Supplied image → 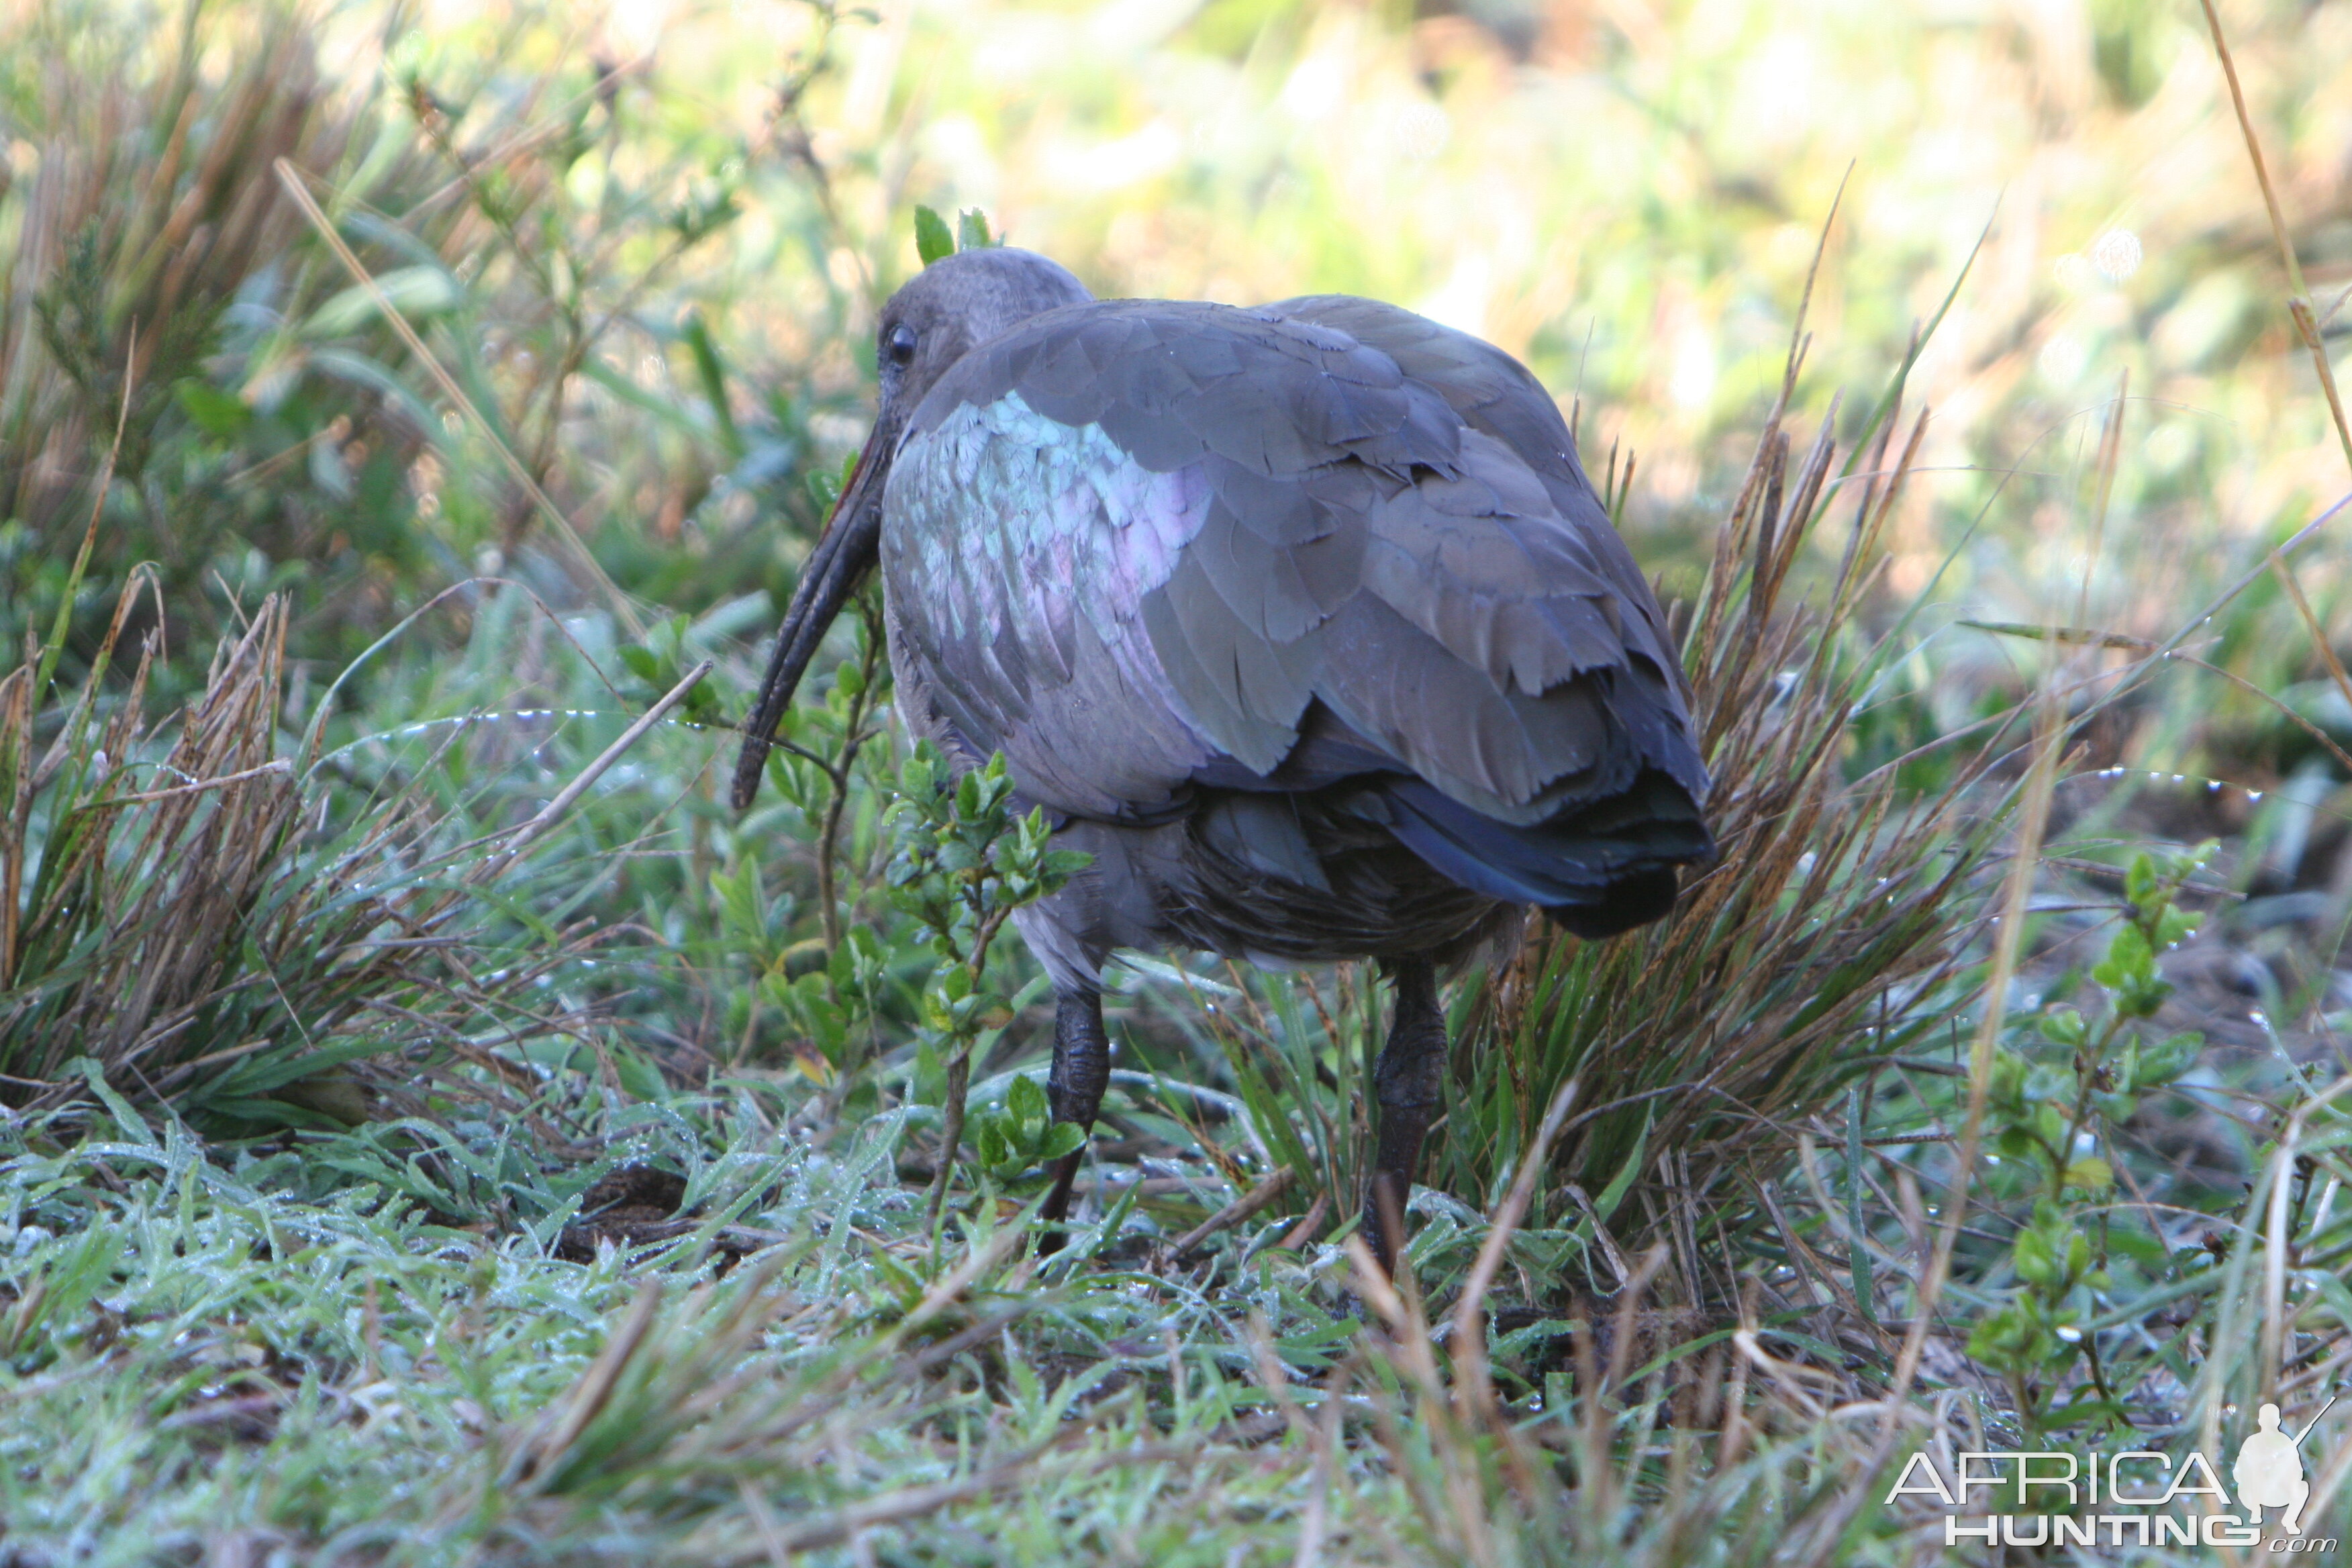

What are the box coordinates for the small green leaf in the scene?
[175,381,251,437]
[2038,1007,2087,1047]
[2135,1030,2202,1088]
[1008,1073,1048,1124]
[2093,924,2154,990]
[1988,1050,2029,1112]
[2022,1063,2074,1107]
[914,206,954,266]
[680,309,742,457]
[2062,1157,2113,1192]
[957,208,994,250]
[2014,1226,2057,1286]
[1038,1122,1085,1161]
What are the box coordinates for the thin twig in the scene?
[1169,1167,1297,1256]
[464,660,711,883]
[2268,553,2352,724]
[79,760,294,807]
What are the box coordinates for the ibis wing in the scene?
[885,298,1706,848]
[882,392,1223,822]
[1266,296,1685,668]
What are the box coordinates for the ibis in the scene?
[733,247,1713,1268]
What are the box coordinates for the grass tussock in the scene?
[3,2,368,518]
[0,581,619,1123]
[1463,364,1975,1222]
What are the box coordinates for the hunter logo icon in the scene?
[2237,1398,2335,1536]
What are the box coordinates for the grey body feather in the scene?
[877,293,1710,991]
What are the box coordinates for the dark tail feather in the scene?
[1378,771,1712,936]
[1542,869,1681,938]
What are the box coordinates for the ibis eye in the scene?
[885,324,918,366]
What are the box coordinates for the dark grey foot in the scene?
[1363,957,1447,1277]
[1038,989,1108,1254]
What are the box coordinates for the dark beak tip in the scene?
[729,433,891,816]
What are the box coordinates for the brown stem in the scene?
[2200,0,2352,478]
[814,613,887,957]
[815,789,845,956]
[968,908,1010,978]
[926,1046,971,1230]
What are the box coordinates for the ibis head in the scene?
[732,248,1091,810]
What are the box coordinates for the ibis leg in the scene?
[1365,958,1447,1275]
[1038,988,1109,1251]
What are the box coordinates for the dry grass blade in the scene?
[1882,697,2059,1410]
[510,1280,667,1489]
[462,658,712,882]
[2269,552,2352,724]
[1,600,303,1083]
[1449,1075,1577,1417]
[2199,0,2352,477]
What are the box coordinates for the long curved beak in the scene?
[730,424,891,810]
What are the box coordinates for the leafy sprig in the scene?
[883,744,1087,1222]
[1967,841,2217,1434]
